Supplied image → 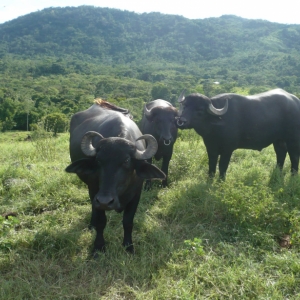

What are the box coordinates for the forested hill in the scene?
[1,6,300,63]
[0,6,300,71]
[0,6,300,132]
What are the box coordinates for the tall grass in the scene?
[0,130,300,299]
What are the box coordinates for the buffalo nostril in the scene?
[107,199,114,206]
[95,198,114,208]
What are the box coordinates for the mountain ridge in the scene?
[1,6,299,63]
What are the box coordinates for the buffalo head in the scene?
[144,105,178,146]
[176,90,228,129]
[66,132,165,211]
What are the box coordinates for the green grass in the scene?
[0,130,300,299]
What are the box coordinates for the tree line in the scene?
[1,6,300,132]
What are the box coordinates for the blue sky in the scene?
[0,0,299,25]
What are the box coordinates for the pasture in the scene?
[0,130,300,299]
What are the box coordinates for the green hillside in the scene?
[0,6,300,131]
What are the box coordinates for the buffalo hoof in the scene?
[161,180,168,188]
[92,251,101,259]
[124,243,135,254]
[144,180,152,191]
[291,169,298,176]
[92,245,106,259]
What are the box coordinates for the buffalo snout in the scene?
[176,117,186,127]
[94,196,116,210]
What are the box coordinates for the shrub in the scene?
[43,113,69,136]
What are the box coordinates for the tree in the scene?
[43,113,69,136]
[151,83,171,100]
[0,97,17,132]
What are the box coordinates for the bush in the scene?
[43,113,69,135]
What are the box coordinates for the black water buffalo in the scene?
[140,99,178,188]
[65,99,165,255]
[176,89,300,178]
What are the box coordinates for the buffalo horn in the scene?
[207,98,228,116]
[177,89,186,103]
[81,131,104,157]
[144,105,152,118]
[134,134,158,160]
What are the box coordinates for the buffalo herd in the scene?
[66,88,300,255]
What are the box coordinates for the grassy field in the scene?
[0,130,300,299]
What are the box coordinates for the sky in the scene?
[0,0,300,25]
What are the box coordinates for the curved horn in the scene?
[144,104,152,119]
[177,89,186,103]
[207,98,228,116]
[134,134,158,160]
[81,131,104,157]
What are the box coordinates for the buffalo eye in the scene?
[122,157,131,168]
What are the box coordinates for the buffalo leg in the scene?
[219,152,233,179]
[207,151,219,177]
[122,192,141,253]
[288,153,299,174]
[286,140,300,173]
[91,208,107,256]
[88,184,107,256]
[273,140,287,170]
[161,153,172,187]
[144,158,153,191]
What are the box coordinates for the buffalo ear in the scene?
[65,158,97,175]
[135,161,166,180]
